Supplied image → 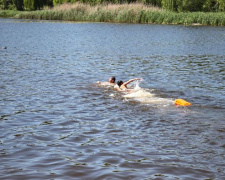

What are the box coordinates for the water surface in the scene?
[0,19,225,179]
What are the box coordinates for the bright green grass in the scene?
[1,4,225,26]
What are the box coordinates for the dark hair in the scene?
[117,80,123,87]
[111,77,116,83]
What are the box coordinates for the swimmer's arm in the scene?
[114,85,123,91]
[123,78,142,86]
[97,81,108,85]
[98,81,114,86]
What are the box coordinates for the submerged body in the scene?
[97,77,116,86]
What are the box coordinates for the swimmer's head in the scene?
[109,77,116,83]
[117,80,123,87]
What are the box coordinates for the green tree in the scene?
[218,0,225,11]
[142,0,161,6]
[43,0,53,7]
[13,0,23,10]
[1,0,13,9]
[161,0,176,11]
[176,0,205,12]
[53,0,63,6]
[34,0,43,9]
[203,0,225,12]
[23,0,44,10]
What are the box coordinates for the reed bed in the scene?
[1,3,225,26]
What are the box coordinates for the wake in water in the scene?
[122,81,174,107]
[98,79,189,108]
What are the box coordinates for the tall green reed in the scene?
[1,3,225,26]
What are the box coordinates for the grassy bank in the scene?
[1,3,225,26]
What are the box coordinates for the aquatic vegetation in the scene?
[1,3,225,26]
[0,10,20,17]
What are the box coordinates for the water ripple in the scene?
[0,19,225,179]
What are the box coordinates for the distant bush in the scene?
[0,0,225,12]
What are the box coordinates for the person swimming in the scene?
[114,78,142,92]
[97,77,116,86]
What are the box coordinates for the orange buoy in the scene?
[174,99,191,106]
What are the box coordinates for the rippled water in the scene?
[0,19,225,179]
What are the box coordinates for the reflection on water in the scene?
[0,19,225,179]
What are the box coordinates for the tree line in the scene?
[1,0,224,12]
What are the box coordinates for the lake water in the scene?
[0,18,225,179]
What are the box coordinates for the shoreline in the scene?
[0,16,204,27]
[1,3,225,26]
